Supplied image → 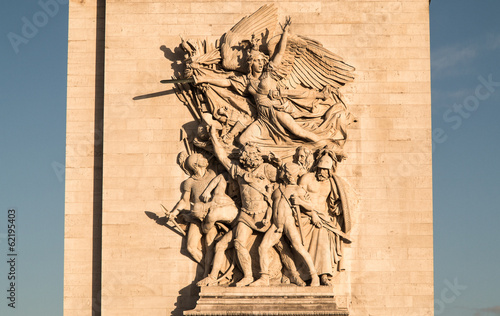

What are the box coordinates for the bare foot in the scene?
[197,276,218,287]
[235,276,254,287]
[249,277,270,287]
[310,274,320,287]
[289,273,306,287]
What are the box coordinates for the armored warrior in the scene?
[209,126,277,286]
[293,150,352,285]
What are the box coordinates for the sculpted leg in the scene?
[203,225,218,278]
[197,230,233,287]
[284,220,319,286]
[275,239,306,286]
[187,222,203,264]
[250,224,282,286]
[237,123,262,146]
[234,222,254,286]
[275,111,320,142]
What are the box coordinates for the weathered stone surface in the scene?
[64,0,434,315]
[185,286,349,316]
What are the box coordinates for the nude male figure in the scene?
[250,162,320,287]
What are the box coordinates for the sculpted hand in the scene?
[200,191,211,203]
[282,16,292,31]
[290,194,300,206]
[166,209,178,221]
[333,203,342,216]
[311,212,322,228]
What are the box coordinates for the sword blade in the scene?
[160,78,195,84]
[161,204,186,236]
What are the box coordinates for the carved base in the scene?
[184,286,349,316]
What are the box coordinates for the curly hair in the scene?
[239,142,263,166]
[246,51,269,74]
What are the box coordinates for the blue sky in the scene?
[0,0,499,315]
[431,1,500,315]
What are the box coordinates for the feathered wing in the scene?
[268,34,355,90]
[220,4,278,72]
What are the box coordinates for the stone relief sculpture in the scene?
[162,4,356,289]
[294,149,353,286]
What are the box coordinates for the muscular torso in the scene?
[280,184,306,217]
[299,173,332,215]
[232,163,276,213]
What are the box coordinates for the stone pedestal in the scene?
[184,286,349,316]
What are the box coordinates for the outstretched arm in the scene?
[270,16,291,67]
[168,189,190,220]
[292,195,322,228]
[193,74,231,87]
[208,126,233,171]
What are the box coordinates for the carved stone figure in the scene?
[172,4,355,158]
[167,153,238,275]
[293,146,313,175]
[293,150,352,286]
[251,162,319,287]
[209,127,277,286]
[163,4,355,289]
[167,153,216,266]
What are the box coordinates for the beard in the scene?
[242,156,263,169]
[316,172,329,181]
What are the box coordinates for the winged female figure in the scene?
[173,4,355,158]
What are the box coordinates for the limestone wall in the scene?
[65,0,433,315]
[64,0,104,314]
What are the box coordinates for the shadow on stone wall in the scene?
[144,211,200,315]
[160,44,186,79]
[92,0,106,315]
[172,281,200,316]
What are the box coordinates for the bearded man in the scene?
[292,151,352,286]
[209,126,277,286]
